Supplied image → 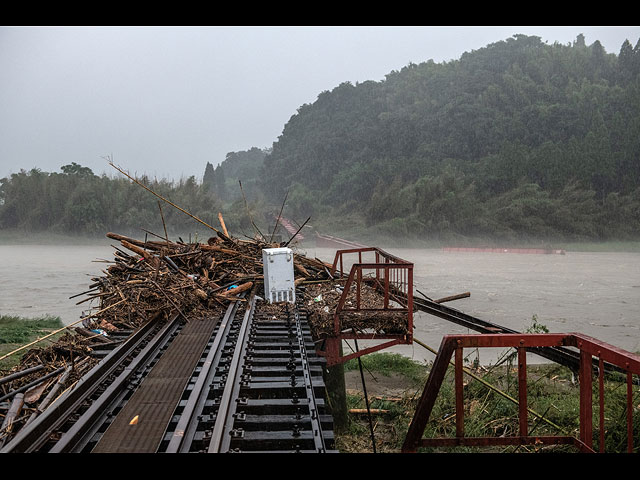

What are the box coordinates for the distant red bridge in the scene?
[443,247,566,255]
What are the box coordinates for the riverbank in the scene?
[0,315,64,370]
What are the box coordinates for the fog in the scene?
[2,26,639,181]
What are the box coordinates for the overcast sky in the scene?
[1,26,639,182]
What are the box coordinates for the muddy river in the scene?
[1,242,638,365]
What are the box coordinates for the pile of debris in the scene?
[0,227,407,446]
[78,230,342,333]
[304,281,410,337]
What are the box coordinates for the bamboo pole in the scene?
[349,408,389,414]
[108,161,223,236]
[0,365,45,385]
[218,212,229,237]
[434,292,471,304]
[0,393,24,446]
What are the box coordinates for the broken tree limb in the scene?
[220,281,253,297]
[120,240,161,269]
[238,180,265,240]
[269,189,289,243]
[284,216,310,247]
[434,292,470,304]
[294,262,311,277]
[0,393,24,446]
[24,376,56,404]
[108,161,228,239]
[0,366,67,403]
[218,212,229,237]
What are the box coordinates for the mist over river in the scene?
[1,242,639,365]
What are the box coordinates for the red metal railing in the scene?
[402,333,640,453]
[318,247,413,366]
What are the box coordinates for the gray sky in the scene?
[1,26,639,182]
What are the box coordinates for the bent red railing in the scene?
[402,333,640,453]
[318,247,413,366]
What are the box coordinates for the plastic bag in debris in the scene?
[91,329,108,337]
[313,295,323,302]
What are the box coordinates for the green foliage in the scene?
[0,164,224,238]
[3,34,640,242]
[257,34,640,242]
[338,352,638,453]
[525,314,550,334]
[204,147,268,204]
[344,352,428,385]
[0,315,63,344]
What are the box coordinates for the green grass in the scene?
[344,352,428,385]
[0,314,64,371]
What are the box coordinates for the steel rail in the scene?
[0,313,179,453]
[208,291,257,452]
[2,295,336,453]
[49,313,184,452]
[409,294,615,374]
[293,308,327,453]
[165,300,240,452]
[412,294,638,383]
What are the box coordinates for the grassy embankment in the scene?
[0,315,65,371]
[336,352,639,453]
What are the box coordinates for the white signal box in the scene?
[262,247,296,304]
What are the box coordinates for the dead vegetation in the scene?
[0,223,408,446]
[304,280,409,337]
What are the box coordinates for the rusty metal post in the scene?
[403,333,640,453]
[627,371,633,453]
[598,356,605,453]
[455,344,464,438]
[384,262,389,309]
[579,349,593,449]
[402,337,456,452]
[356,266,361,310]
[407,265,413,340]
[518,345,528,437]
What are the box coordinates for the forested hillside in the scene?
[0,163,224,238]
[259,34,640,242]
[203,147,268,205]
[2,34,640,244]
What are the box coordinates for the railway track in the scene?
[1,289,336,453]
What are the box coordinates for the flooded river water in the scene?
[1,242,639,365]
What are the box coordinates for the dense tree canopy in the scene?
[2,34,640,243]
[257,34,640,242]
[0,166,224,238]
